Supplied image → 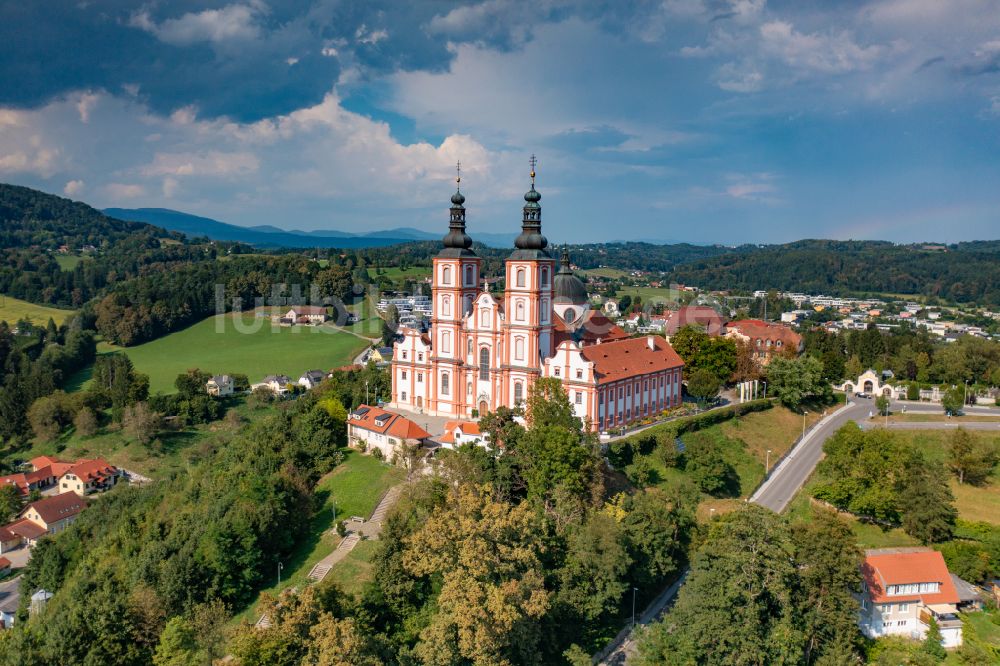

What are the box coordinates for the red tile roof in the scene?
[63,458,118,484]
[439,420,482,444]
[554,310,629,347]
[289,306,327,316]
[724,319,802,349]
[348,405,430,441]
[580,336,684,382]
[21,492,88,526]
[6,519,46,540]
[862,548,960,605]
[664,306,727,336]
[0,557,10,568]
[0,474,29,495]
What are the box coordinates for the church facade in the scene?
[389,169,684,433]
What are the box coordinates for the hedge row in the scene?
[606,399,774,469]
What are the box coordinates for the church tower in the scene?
[429,164,480,415]
[502,156,555,407]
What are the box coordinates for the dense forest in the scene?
[667,239,1000,305]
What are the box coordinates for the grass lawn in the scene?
[54,255,83,271]
[339,297,383,339]
[234,450,405,623]
[614,286,681,307]
[370,266,432,282]
[639,405,826,520]
[888,414,1000,423]
[784,490,919,549]
[578,267,629,279]
[325,539,381,598]
[73,313,369,394]
[3,398,265,479]
[0,294,76,326]
[894,430,1000,525]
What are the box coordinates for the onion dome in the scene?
[553,246,587,305]
[510,155,551,259]
[439,163,476,258]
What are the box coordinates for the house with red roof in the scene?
[859,547,964,648]
[438,421,489,449]
[347,404,430,462]
[56,458,122,496]
[723,319,803,366]
[662,306,728,341]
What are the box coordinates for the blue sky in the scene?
[1,0,999,244]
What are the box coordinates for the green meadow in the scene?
[0,294,76,326]
[70,313,370,394]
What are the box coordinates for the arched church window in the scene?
[516,300,525,321]
[515,337,524,361]
[540,267,549,286]
[467,338,473,356]
[514,382,523,405]
[441,330,451,354]
[465,265,474,286]
[442,296,451,317]
[516,268,526,288]
[442,266,451,285]
[479,347,490,380]
[441,372,450,396]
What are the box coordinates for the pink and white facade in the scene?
[390,171,684,432]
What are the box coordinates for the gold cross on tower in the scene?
[529,154,537,185]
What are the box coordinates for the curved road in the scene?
[599,398,867,664]
[599,397,999,664]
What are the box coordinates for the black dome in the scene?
[553,247,587,304]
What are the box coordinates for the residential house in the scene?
[0,558,9,577]
[0,577,18,629]
[298,370,326,390]
[438,421,490,450]
[18,493,88,535]
[57,459,122,496]
[347,404,430,461]
[602,299,620,317]
[251,375,293,395]
[2,521,45,550]
[859,547,963,649]
[368,347,395,366]
[723,319,803,366]
[279,306,329,325]
[206,374,235,397]
[0,527,21,554]
[662,306,727,341]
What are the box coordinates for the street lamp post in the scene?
[277,561,283,587]
[964,380,969,409]
[802,411,808,439]
[632,587,639,629]
[365,380,370,405]
[766,449,772,472]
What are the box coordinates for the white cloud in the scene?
[162,177,179,198]
[724,173,781,203]
[759,21,884,74]
[140,151,260,178]
[76,93,100,123]
[355,24,388,45]
[716,59,764,92]
[104,183,146,199]
[64,180,85,196]
[131,3,264,46]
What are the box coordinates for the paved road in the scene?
[598,398,868,665]
[752,399,869,513]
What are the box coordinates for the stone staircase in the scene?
[369,485,402,524]
[307,533,360,582]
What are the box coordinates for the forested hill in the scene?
[0,183,180,249]
[667,239,1000,305]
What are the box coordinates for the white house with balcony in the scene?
[859,548,963,649]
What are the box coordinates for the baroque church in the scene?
[389,165,684,433]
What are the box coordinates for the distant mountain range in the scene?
[104,207,518,249]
